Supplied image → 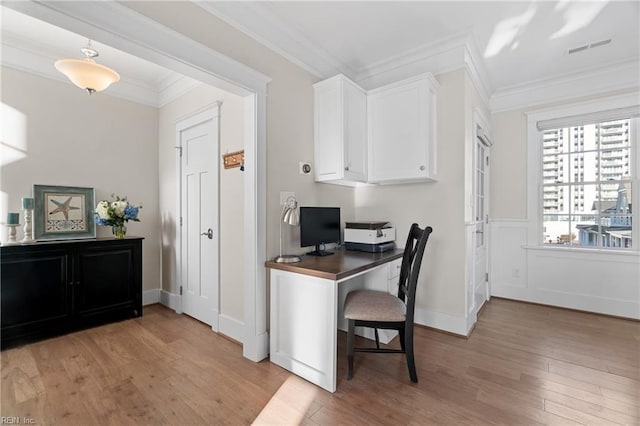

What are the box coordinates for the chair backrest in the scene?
[397,224,433,324]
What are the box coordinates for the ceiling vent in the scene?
[567,38,613,55]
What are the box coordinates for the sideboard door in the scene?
[73,242,140,322]
[1,249,71,342]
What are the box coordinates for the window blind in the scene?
[537,105,640,131]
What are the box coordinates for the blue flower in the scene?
[124,205,139,221]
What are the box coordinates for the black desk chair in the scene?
[344,223,433,383]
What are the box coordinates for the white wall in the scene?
[354,69,467,332]
[122,1,345,263]
[158,84,245,322]
[0,66,161,293]
[490,91,640,319]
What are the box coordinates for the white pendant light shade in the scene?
[55,59,120,93]
[55,40,120,94]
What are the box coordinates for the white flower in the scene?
[111,201,127,217]
[95,201,111,220]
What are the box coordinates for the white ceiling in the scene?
[201,1,639,92]
[0,6,201,107]
[2,1,638,108]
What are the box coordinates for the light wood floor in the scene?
[2,298,638,425]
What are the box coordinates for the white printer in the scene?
[344,222,396,253]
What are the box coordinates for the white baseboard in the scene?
[143,289,160,306]
[414,307,470,337]
[157,290,246,341]
[219,314,245,343]
[492,284,640,320]
[160,289,180,311]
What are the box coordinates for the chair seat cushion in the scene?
[344,290,406,322]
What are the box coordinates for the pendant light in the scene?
[54,40,120,94]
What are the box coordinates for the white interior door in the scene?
[178,105,220,329]
[473,126,491,314]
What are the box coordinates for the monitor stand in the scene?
[306,244,334,256]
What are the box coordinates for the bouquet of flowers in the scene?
[95,194,142,238]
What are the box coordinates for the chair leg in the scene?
[347,319,355,380]
[405,326,417,383]
[374,328,380,350]
[398,326,406,352]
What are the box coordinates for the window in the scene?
[526,93,640,252]
[541,119,634,248]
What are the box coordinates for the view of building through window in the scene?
[542,119,633,248]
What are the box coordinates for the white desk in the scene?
[266,248,403,392]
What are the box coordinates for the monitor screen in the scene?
[300,207,341,256]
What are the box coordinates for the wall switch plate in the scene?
[280,192,295,205]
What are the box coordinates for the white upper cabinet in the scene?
[313,74,367,185]
[368,74,439,184]
[314,73,438,186]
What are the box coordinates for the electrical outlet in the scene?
[280,192,295,205]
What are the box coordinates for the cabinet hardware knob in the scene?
[201,228,213,239]
[420,165,425,171]
[344,166,349,171]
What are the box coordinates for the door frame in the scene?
[176,103,221,330]
[9,1,271,361]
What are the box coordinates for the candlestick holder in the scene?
[5,224,19,245]
[21,208,35,243]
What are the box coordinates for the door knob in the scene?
[201,228,213,239]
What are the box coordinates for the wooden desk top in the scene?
[265,247,403,281]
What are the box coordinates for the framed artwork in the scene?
[33,185,96,240]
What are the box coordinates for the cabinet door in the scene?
[313,74,367,185]
[343,80,367,182]
[368,77,435,183]
[314,80,344,181]
[1,249,71,341]
[74,245,138,319]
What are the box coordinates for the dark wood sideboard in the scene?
[1,237,143,349]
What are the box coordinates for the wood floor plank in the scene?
[520,374,639,420]
[544,399,621,426]
[1,301,638,425]
[548,358,639,396]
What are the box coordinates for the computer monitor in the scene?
[300,207,341,256]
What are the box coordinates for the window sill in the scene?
[523,245,640,257]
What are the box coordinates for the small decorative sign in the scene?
[223,150,244,169]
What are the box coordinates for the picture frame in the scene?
[33,184,96,241]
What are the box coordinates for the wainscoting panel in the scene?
[489,220,528,290]
[490,219,640,319]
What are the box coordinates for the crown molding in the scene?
[195,1,354,79]
[463,36,492,108]
[354,31,494,110]
[157,73,203,108]
[355,30,468,81]
[490,58,640,113]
